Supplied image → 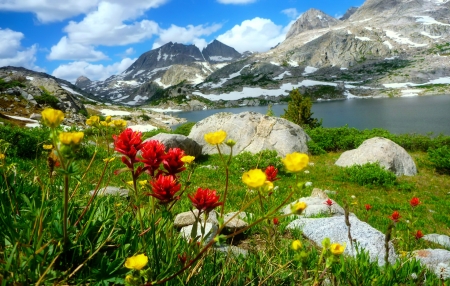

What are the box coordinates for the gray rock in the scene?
[30,113,42,120]
[89,186,129,197]
[222,213,248,232]
[146,133,202,157]
[214,245,248,257]
[281,196,344,217]
[413,249,450,278]
[335,137,417,176]
[423,234,450,248]
[188,112,310,157]
[180,222,217,244]
[287,215,397,266]
[174,209,219,228]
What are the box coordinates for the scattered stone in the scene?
[180,222,217,244]
[146,133,202,157]
[335,137,417,176]
[281,196,345,217]
[223,212,248,232]
[287,215,397,266]
[174,210,219,228]
[89,186,129,197]
[30,113,42,120]
[188,111,310,157]
[423,234,450,248]
[310,188,329,199]
[214,245,248,257]
[413,249,450,278]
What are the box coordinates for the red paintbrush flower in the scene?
[148,174,181,204]
[113,128,143,168]
[162,148,186,175]
[415,230,424,240]
[265,166,280,182]
[140,140,166,177]
[324,199,334,207]
[188,187,223,214]
[389,211,401,223]
[365,204,372,211]
[273,217,279,225]
[410,197,421,208]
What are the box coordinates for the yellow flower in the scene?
[138,180,147,186]
[181,155,195,164]
[41,108,64,128]
[105,115,112,123]
[100,121,108,127]
[86,115,100,126]
[126,181,134,185]
[282,152,309,173]
[330,243,346,255]
[124,253,148,270]
[242,169,267,188]
[204,130,227,145]
[291,240,302,251]
[113,119,127,128]
[263,181,274,192]
[43,144,53,150]
[103,157,116,163]
[0,153,5,160]
[225,139,236,147]
[59,132,84,146]
[291,201,307,215]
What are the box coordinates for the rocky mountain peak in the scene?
[75,76,92,89]
[202,40,242,63]
[286,8,340,39]
[340,6,358,20]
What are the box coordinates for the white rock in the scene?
[180,222,218,244]
[281,196,344,217]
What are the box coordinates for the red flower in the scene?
[162,148,186,175]
[149,174,181,204]
[113,128,143,168]
[389,211,401,222]
[140,140,166,177]
[410,197,421,208]
[324,199,334,207]
[265,166,280,182]
[188,188,223,213]
[273,218,279,225]
[415,230,424,240]
[178,253,187,265]
[365,204,372,211]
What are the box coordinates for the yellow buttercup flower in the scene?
[291,201,307,215]
[181,155,195,164]
[86,115,100,126]
[263,180,274,192]
[113,119,127,128]
[126,181,134,185]
[138,180,147,186]
[124,253,148,270]
[41,108,64,128]
[330,243,346,255]
[103,157,116,163]
[59,132,84,146]
[105,115,112,123]
[242,169,267,188]
[43,144,53,150]
[204,130,227,145]
[291,240,302,251]
[282,152,309,173]
[0,153,5,160]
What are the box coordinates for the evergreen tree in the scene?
[282,88,321,129]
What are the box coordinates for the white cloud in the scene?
[0,28,42,70]
[52,57,136,83]
[152,23,222,49]
[217,0,257,4]
[48,36,108,61]
[125,48,135,55]
[217,17,287,52]
[281,8,300,19]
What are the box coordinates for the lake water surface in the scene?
[172,95,450,135]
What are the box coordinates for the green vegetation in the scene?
[282,88,322,129]
[0,78,26,91]
[34,86,60,109]
[335,162,397,188]
[428,145,450,173]
[172,122,196,136]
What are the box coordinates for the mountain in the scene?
[75,40,242,105]
[339,7,358,20]
[285,8,341,39]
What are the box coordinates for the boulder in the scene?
[89,186,129,197]
[413,249,450,279]
[180,223,217,244]
[281,196,345,217]
[174,210,219,228]
[423,234,450,248]
[188,112,310,157]
[335,137,417,176]
[287,215,397,266]
[146,133,202,157]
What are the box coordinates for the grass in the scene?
[0,121,449,285]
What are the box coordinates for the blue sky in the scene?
[0,0,364,83]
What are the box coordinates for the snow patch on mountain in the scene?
[384,30,427,47]
[415,16,450,26]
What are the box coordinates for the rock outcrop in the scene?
[335,137,417,176]
[146,133,202,157]
[286,8,341,39]
[188,111,310,157]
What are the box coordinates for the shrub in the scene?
[0,78,26,91]
[0,124,50,159]
[231,150,283,171]
[172,122,195,136]
[334,162,397,188]
[34,87,60,109]
[428,145,450,173]
[282,89,321,129]
[139,114,150,121]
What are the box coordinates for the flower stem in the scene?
[63,173,69,248]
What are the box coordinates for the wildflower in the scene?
[113,128,143,167]
[124,253,148,270]
[105,115,112,123]
[264,165,279,182]
[330,243,346,255]
[43,144,53,150]
[324,199,333,206]
[291,240,302,251]
[273,217,279,225]
[138,180,147,186]
[415,230,424,240]
[410,197,421,208]
[86,115,100,126]
[113,119,127,129]
[204,130,227,145]
[103,157,116,163]
[188,187,223,213]
[178,253,188,265]
[126,181,134,185]
[242,169,266,188]
[365,204,372,211]
[263,180,274,192]
[162,148,186,175]
[291,201,307,215]
[225,139,236,147]
[149,174,181,204]
[140,140,166,176]
[389,211,401,223]
[305,182,313,187]
[59,132,84,146]
[282,152,309,173]
[181,155,195,164]
[0,153,5,160]
[41,108,64,128]
[304,170,310,174]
